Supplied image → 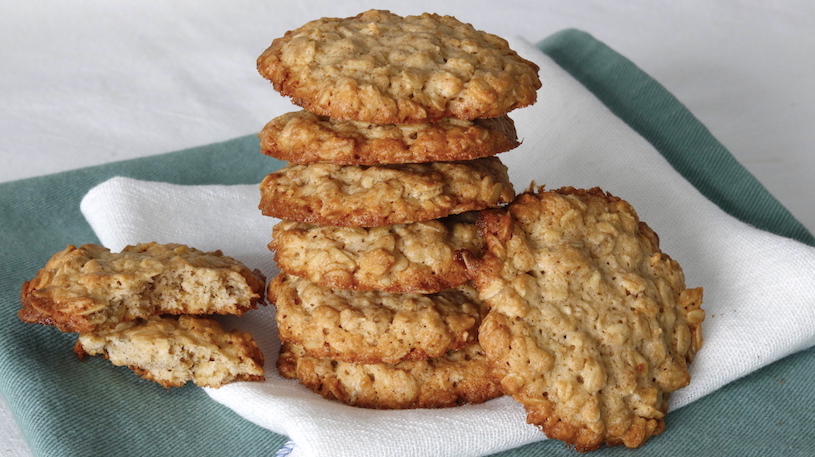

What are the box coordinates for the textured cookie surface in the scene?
[278,341,501,409]
[464,187,704,451]
[267,273,484,364]
[270,213,484,294]
[258,158,514,227]
[260,110,519,165]
[19,243,266,333]
[75,315,265,388]
[257,9,541,123]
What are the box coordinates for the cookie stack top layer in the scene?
[257,9,541,124]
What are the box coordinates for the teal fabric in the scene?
[0,29,812,456]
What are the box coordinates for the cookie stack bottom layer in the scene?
[278,341,501,409]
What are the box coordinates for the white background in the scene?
[1,1,813,455]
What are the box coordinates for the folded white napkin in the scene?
[80,39,815,457]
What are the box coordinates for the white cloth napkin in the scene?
[80,39,815,457]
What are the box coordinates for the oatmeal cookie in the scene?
[463,187,704,451]
[267,273,484,364]
[257,10,541,123]
[278,341,501,409]
[258,158,514,227]
[269,213,484,294]
[259,110,519,165]
[19,243,266,333]
[75,315,265,388]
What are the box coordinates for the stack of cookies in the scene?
[255,10,541,409]
[255,9,704,452]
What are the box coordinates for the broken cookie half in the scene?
[19,242,267,388]
[463,187,704,451]
[75,315,265,388]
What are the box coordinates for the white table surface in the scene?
[1,1,813,455]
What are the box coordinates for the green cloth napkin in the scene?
[0,29,812,456]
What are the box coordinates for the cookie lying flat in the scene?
[260,110,520,165]
[257,10,541,124]
[75,315,265,388]
[278,341,501,409]
[258,158,514,227]
[269,213,484,294]
[267,273,484,365]
[463,187,704,451]
[19,243,266,333]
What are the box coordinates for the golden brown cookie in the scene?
[269,213,484,294]
[267,273,484,365]
[278,341,501,409]
[462,187,704,451]
[74,315,265,388]
[258,158,514,227]
[259,110,520,165]
[257,10,541,123]
[19,243,266,333]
